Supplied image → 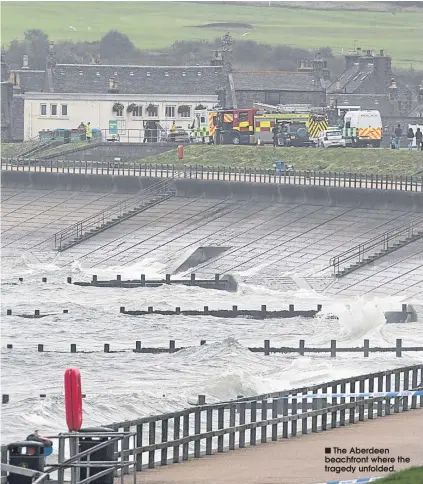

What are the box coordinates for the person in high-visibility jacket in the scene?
[85,122,92,142]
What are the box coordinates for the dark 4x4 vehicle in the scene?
[277,122,314,147]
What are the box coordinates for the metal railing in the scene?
[53,179,175,250]
[1,431,136,484]
[106,364,422,472]
[329,218,423,275]
[1,365,422,482]
[1,159,423,192]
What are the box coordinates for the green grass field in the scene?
[143,145,423,176]
[377,467,423,483]
[2,2,423,67]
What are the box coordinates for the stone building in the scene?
[228,54,329,108]
[2,44,420,142]
[327,48,415,117]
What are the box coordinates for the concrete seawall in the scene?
[2,170,423,212]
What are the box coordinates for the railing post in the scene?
[161,418,169,465]
[368,375,374,419]
[331,383,337,428]
[229,403,236,450]
[173,415,180,463]
[358,378,365,421]
[411,367,418,410]
[302,393,308,434]
[206,407,213,455]
[321,390,328,431]
[58,435,65,484]
[250,400,257,445]
[217,406,224,452]
[402,369,409,412]
[122,425,130,474]
[261,398,268,443]
[289,394,297,437]
[385,373,392,415]
[239,402,246,448]
[182,413,189,460]
[148,421,156,468]
[194,407,201,458]
[136,423,143,471]
[394,371,401,413]
[340,382,346,426]
[349,380,356,424]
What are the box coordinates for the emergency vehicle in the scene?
[191,109,216,144]
[342,110,383,148]
[192,105,328,146]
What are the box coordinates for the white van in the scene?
[343,110,383,148]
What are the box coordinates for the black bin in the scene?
[8,441,45,484]
[79,427,115,484]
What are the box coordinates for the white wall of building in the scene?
[23,93,218,141]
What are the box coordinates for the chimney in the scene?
[388,78,398,100]
[313,52,324,80]
[108,78,118,93]
[22,55,29,69]
[380,49,384,56]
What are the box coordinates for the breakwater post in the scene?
[8,338,421,355]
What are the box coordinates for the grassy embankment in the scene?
[143,145,423,176]
[377,467,423,483]
[2,2,422,67]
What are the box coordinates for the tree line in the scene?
[3,29,421,89]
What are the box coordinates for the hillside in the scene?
[143,145,423,176]
[2,2,423,68]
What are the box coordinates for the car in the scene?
[316,129,346,148]
[165,127,191,144]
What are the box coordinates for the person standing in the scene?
[407,127,414,151]
[394,124,402,149]
[415,127,422,151]
[85,121,92,143]
[272,124,278,147]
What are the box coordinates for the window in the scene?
[51,104,57,116]
[180,106,191,118]
[265,92,280,105]
[239,111,249,123]
[132,106,142,117]
[165,106,175,118]
[61,104,68,116]
[40,104,47,116]
[116,107,124,117]
[147,105,158,117]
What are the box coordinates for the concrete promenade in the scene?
[125,409,423,484]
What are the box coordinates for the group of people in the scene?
[393,124,422,151]
[77,121,93,142]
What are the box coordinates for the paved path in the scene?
[125,409,423,484]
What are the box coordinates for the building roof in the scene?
[231,71,324,92]
[408,103,423,117]
[327,64,375,94]
[327,93,393,117]
[48,65,225,95]
[11,69,45,93]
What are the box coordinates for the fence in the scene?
[1,431,137,484]
[330,218,423,276]
[1,365,422,483]
[52,179,175,250]
[2,338,423,358]
[1,160,423,192]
